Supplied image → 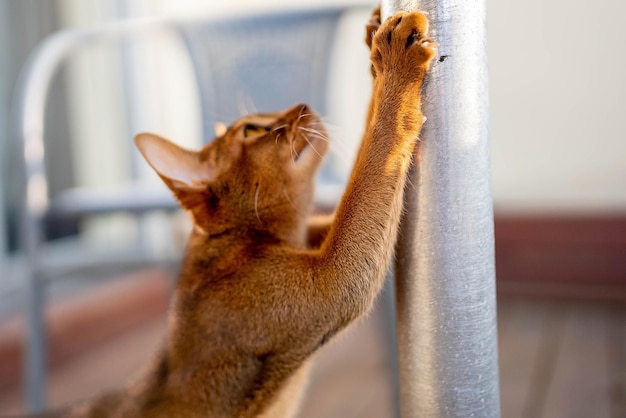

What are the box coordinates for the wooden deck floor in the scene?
[1,297,625,417]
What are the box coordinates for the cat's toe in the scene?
[365,7,382,49]
[395,12,437,65]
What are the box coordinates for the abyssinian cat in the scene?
[43,8,436,418]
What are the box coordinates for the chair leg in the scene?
[24,270,46,412]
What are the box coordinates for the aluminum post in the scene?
[381,0,500,416]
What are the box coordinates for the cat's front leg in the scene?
[311,11,436,330]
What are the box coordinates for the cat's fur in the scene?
[47,8,435,418]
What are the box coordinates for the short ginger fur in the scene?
[44,8,436,418]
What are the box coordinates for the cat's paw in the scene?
[365,7,381,50]
[370,11,436,82]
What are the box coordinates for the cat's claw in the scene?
[370,11,436,80]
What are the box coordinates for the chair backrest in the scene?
[178,8,344,143]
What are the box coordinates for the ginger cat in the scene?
[46,8,435,418]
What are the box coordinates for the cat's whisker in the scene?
[311,117,338,129]
[298,126,355,165]
[305,135,327,145]
[299,132,324,159]
[309,123,329,135]
[298,127,330,143]
[290,136,297,163]
[299,125,326,134]
[305,121,361,163]
[272,124,289,132]
[297,112,316,122]
[303,129,331,144]
[237,93,258,117]
[305,132,354,164]
[297,127,323,145]
[282,189,298,211]
[308,123,344,140]
[300,117,339,134]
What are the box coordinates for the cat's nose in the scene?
[286,103,312,119]
[296,103,310,115]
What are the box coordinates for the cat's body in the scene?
[46,9,435,418]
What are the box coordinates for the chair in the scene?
[12,5,366,411]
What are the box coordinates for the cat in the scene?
[40,8,435,418]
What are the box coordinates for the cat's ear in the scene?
[135,133,213,190]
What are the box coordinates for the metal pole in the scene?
[381,0,500,416]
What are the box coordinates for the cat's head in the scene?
[135,104,328,240]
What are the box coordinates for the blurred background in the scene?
[0,0,624,417]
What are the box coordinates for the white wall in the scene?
[488,0,626,214]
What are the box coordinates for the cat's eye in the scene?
[243,123,270,138]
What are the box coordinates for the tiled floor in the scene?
[1,297,625,417]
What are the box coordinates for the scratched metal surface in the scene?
[381,0,500,417]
